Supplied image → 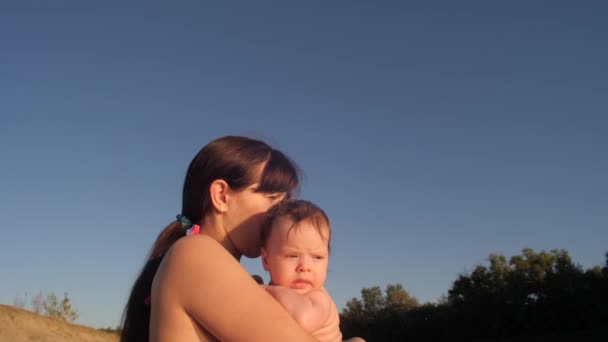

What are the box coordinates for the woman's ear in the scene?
[209,179,229,213]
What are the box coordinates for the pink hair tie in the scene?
[176,214,200,236]
[188,224,200,236]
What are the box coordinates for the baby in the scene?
[260,199,343,342]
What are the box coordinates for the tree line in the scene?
[340,248,608,341]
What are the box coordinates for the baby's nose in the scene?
[297,257,312,272]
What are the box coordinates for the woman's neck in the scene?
[198,216,242,261]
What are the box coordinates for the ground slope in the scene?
[0,305,118,342]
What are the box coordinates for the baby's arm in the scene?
[265,286,332,332]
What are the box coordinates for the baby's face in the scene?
[262,217,329,291]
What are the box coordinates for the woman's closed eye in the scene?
[265,192,284,201]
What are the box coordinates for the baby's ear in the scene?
[261,249,270,271]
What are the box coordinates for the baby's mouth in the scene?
[291,279,312,289]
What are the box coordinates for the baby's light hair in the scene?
[261,199,331,252]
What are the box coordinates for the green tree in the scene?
[342,249,608,341]
[341,284,420,341]
[43,292,79,322]
[361,286,384,317]
[343,284,419,317]
[343,297,364,320]
[385,284,419,311]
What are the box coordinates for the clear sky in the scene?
[1,1,607,329]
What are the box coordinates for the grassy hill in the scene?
[0,305,118,342]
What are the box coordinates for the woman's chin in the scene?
[242,248,261,259]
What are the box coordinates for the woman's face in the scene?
[224,183,285,258]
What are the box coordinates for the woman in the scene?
[121,136,318,341]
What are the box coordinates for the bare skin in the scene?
[150,235,318,341]
[265,286,342,342]
[261,218,342,341]
[149,180,318,342]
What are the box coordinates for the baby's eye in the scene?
[314,256,326,260]
[286,255,298,259]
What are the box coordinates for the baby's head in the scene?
[261,200,331,291]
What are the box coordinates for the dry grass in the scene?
[0,305,118,342]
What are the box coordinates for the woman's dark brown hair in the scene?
[120,136,300,342]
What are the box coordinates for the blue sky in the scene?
[1,1,607,328]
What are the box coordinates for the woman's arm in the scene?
[157,235,318,342]
[265,286,332,333]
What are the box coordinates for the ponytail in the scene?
[120,221,184,342]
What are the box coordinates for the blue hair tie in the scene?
[177,214,200,236]
[176,214,192,229]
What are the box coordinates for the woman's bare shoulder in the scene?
[160,235,238,282]
[169,234,227,258]
[155,235,317,341]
